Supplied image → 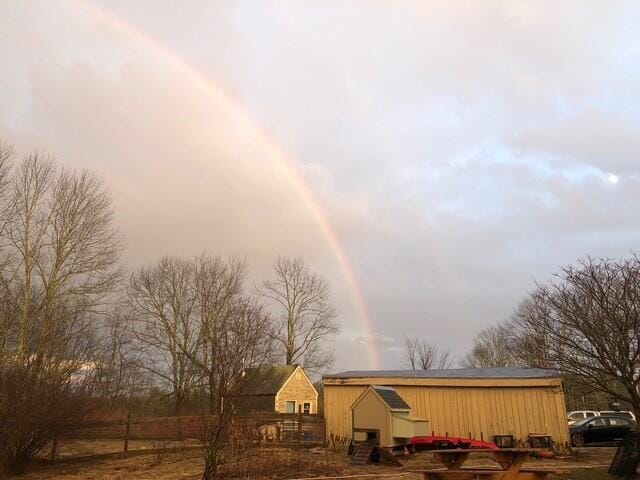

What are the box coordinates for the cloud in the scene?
[2,0,640,370]
[510,110,640,176]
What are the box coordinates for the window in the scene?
[602,411,634,420]
[569,413,584,421]
[609,418,630,426]
[585,412,597,418]
[285,401,296,413]
[303,402,311,414]
[590,418,606,426]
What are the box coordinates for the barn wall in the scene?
[323,379,569,446]
[324,385,366,444]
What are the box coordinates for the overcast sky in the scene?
[1,1,639,371]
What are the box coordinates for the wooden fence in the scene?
[65,413,325,448]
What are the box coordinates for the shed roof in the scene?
[324,368,560,380]
[241,364,298,395]
[373,386,410,410]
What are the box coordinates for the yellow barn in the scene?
[322,368,569,446]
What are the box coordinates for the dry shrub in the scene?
[0,365,92,473]
[219,447,329,479]
[149,442,169,468]
[209,418,331,479]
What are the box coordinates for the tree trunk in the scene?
[123,408,131,455]
[175,391,185,416]
[202,453,217,480]
[633,406,640,432]
[50,434,58,460]
[209,371,216,415]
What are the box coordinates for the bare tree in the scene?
[195,296,272,480]
[192,255,247,413]
[258,257,338,373]
[0,144,123,473]
[94,307,149,411]
[404,337,453,370]
[509,299,554,369]
[463,323,517,368]
[512,256,640,428]
[128,256,201,414]
[158,254,273,480]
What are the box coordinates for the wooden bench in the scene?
[420,448,567,480]
[422,468,569,480]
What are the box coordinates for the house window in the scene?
[303,402,311,414]
[285,401,296,413]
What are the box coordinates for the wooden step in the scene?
[351,444,376,465]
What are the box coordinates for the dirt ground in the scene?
[6,441,618,480]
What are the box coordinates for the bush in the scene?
[0,364,92,474]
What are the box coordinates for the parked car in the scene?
[570,415,634,447]
[599,411,637,423]
[567,410,598,426]
[567,410,637,426]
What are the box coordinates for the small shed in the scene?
[237,364,318,415]
[352,386,429,448]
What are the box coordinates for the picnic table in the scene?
[421,448,566,480]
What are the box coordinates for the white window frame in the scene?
[285,400,296,413]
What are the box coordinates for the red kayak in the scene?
[410,435,499,451]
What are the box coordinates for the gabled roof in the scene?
[324,368,560,380]
[351,385,412,413]
[241,365,298,396]
[373,386,410,410]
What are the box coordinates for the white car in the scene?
[567,410,598,426]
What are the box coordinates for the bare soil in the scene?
[6,442,618,480]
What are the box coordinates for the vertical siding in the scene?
[324,385,367,442]
[324,384,569,446]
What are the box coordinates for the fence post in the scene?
[297,412,303,449]
[123,408,132,456]
[50,433,58,460]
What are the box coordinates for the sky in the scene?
[1,1,639,372]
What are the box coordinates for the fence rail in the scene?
[65,413,325,448]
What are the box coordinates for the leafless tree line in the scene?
[127,256,270,413]
[464,256,640,428]
[0,142,339,478]
[403,337,453,370]
[462,323,518,369]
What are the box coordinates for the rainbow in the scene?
[68,0,381,369]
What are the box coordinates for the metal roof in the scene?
[323,367,560,380]
[373,386,410,410]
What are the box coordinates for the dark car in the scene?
[570,415,634,447]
